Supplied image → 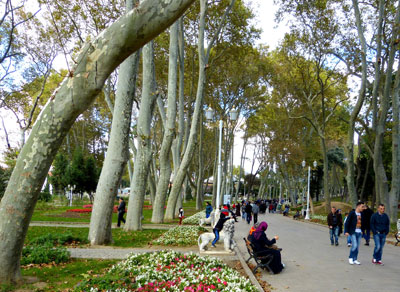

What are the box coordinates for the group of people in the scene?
[327,202,390,266]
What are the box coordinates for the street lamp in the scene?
[228,107,238,202]
[302,160,317,220]
[205,107,223,210]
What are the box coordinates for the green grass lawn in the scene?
[31,199,202,224]
[26,226,166,248]
[0,259,118,292]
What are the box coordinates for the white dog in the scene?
[199,211,215,227]
[198,218,236,252]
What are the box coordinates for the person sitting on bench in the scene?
[249,221,285,274]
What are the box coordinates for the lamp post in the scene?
[302,160,317,220]
[228,107,238,202]
[205,107,223,209]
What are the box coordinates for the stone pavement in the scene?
[233,212,400,292]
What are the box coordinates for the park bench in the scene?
[395,219,400,246]
[243,237,274,274]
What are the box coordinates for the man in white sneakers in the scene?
[370,204,390,265]
[344,201,365,265]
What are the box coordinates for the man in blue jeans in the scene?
[370,204,390,265]
[327,206,342,246]
[344,201,365,265]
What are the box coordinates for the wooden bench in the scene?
[395,219,400,246]
[243,237,274,274]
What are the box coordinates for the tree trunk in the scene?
[0,0,195,283]
[164,0,236,220]
[196,112,204,210]
[321,138,331,213]
[151,21,179,223]
[388,2,400,222]
[125,41,158,231]
[373,2,398,211]
[346,0,368,208]
[88,0,141,246]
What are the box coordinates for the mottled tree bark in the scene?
[0,0,196,283]
[88,0,140,246]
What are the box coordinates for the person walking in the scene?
[117,198,126,227]
[370,204,390,265]
[178,207,184,225]
[245,201,253,224]
[252,201,260,224]
[343,212,352,247]
[344,201,365,265]
[327,206,342,246]
[361,204,373,246]
[205,202,213,219]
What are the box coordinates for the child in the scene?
[211,213,231,247]
[178,207,184,225]
[343,212,351,247]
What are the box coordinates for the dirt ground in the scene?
[313,201,353,214]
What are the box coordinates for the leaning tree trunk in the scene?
[151,21,179,223]
[88,0,140,246]
[321,138,331,213]
[196,112,205,210]
[346,0,368,208]
[89,48,140,244]
[164,0,236,220]
[373,5,398,210]
[388,2,400,221]
[0,0,196,283]
[125,41,158,231]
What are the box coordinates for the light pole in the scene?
[302,160,317,220]
[205,107,223,210]
[228,107,238,202]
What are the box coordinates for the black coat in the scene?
[361,207,374,230]
[249,232,283,274]
[118,200,126,213]
[344,210,363,235]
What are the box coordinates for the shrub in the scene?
[21,243,70,265]
[28,232,88,246]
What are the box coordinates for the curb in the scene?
[234,246,265,292]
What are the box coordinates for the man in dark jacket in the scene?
[361,205,374,246]
[344,201,365,265]
[327,206,342,246]
[370,204,390,265]
[117,198,126,227]
[245,202,253,224]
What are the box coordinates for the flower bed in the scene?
[67,208,92,213]
[67,205,122,213]
[182,211,206,225]
[152,225,206,246]
[75,250,257,291]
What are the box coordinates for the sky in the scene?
[0,0,285,173]
[233,1,287,173]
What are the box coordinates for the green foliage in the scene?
[50,148,100,197]
[50,152,69,194]
[21,243,70,265]
[38,183,52,202]
[0,166,11,200]
[27,231,88,246]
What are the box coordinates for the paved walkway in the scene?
[233,212,400,292]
